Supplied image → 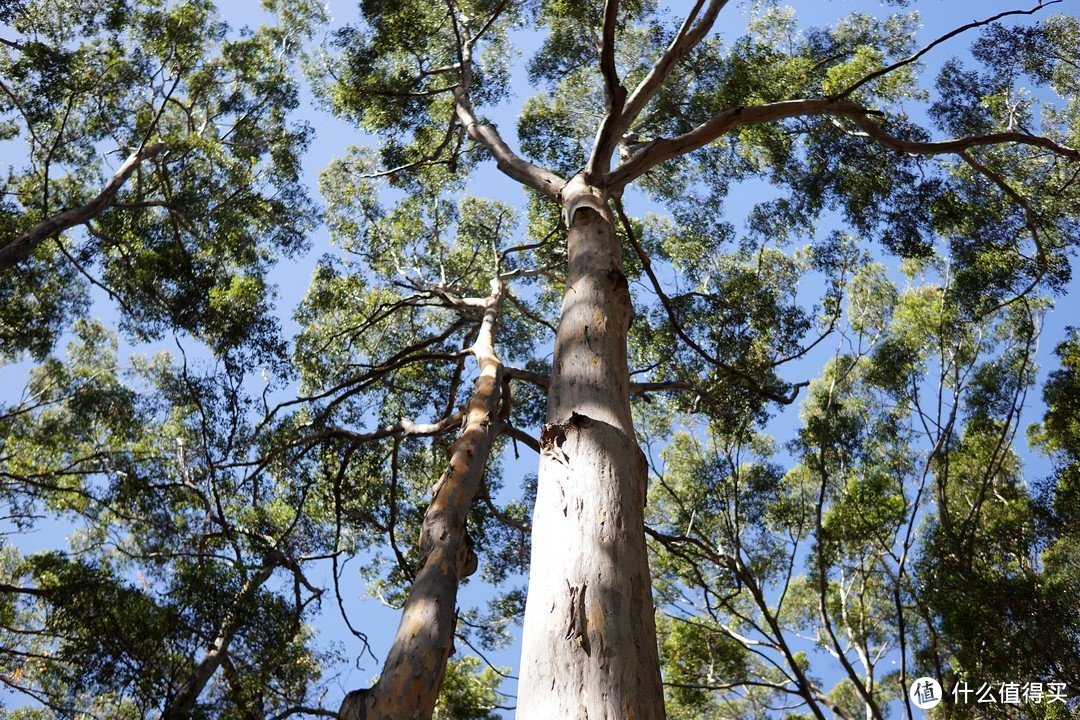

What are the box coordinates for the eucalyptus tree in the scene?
[320,0,1080,718]
[298,173,543,719]
[2,0,1080,718]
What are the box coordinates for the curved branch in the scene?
[503,423,541,454]
[599,0,623,114]
[830,2,1060,102]
[353,118,460,180]
[448,0,565,198]
[958,150,1047,273]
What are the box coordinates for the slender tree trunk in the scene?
[517,176,666,718]
[339,281,504,720]
[162,564,274,720]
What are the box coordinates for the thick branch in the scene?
[0,583,50,598]
[449,2,564,199]
[503,423,541,454]
[616,0,731,140]
[607,99,1079,189]
[0,142,169,273]
[599,0,621,112]
[585,0,628,179]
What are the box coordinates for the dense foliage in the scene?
[1,0,1078,718]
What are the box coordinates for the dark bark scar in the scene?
[565,580,591,656]
[541,422,571,468]
[568,411,593,428]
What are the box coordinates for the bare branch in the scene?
[630,380,698,395]
[599,0,622,113]
[372,84,458,98]
[323,412,464,446]
[503,424,541,454]
[448,0,565,198]
[481,475,531,532]
[266,707,338,720]
[586,0,628,179]
[617,0,731,138]
[830,2,1060,102]
[0,582,50,598]
[162,565,275,720]
[506,367,702,401]
[504,366,550,390]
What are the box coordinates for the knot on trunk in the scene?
[457,530,479,578]
[339,687,373,719]
[540,422,568,451]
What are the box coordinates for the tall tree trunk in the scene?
[339,281,504,720]
[517,176,666,718]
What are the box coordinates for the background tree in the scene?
[0,0,317,361]
[0,1,338,717]
[1,0,1079,719]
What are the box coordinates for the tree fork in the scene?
[339,280,505,720]
[517,177,666,718]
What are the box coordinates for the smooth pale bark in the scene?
[339,281,504,720]
[517,177,666,719]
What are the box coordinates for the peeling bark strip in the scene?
[518,178,665,719]
[339,281,505,720]
[0,142,169,274]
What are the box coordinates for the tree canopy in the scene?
[1,0,1078,718]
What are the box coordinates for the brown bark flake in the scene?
[565,580,591,656]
